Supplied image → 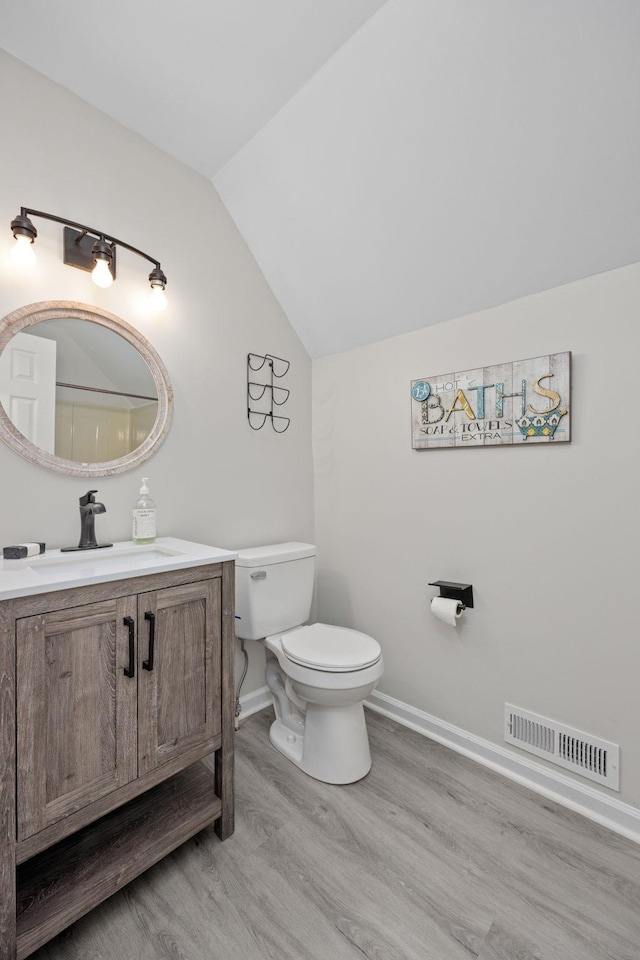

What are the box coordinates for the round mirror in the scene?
[0,301,173,477]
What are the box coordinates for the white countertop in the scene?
[0,537,237,601]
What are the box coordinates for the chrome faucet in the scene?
[61,490,113,552]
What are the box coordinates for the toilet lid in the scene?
[281,624,381,672]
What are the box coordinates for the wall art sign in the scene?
[411,351,571,449]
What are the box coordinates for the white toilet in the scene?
[235,542,383,784]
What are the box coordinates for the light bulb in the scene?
[149,285,167,311]
[11,234,36,268]
[92,258,113,289]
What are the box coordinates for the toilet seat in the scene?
[281,623,381,673]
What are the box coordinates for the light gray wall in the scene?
[0,51,314,695]
[313,263,640,809]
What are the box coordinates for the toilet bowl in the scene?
[262,624,383,783]
[234,543,384,784]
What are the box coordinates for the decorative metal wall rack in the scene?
[247,352,291,432]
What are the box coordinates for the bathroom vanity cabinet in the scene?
[0,543,236,960]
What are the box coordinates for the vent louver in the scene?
[504,704,619,791]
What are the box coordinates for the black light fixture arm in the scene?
[11,205,168,307]
[16,207,163,271]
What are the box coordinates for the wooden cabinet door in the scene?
[16,597,138,840]
[137,579,221,776]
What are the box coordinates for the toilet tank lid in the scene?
[235,541,315,568]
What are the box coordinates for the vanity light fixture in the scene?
[90,237,115,289]
[10,207,168,310]
[10,213,37,267]
[148,265,168,311]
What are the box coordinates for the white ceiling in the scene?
[0,0,386,177]
[3,0,640,357]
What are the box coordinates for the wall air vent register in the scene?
[504,703,619,791]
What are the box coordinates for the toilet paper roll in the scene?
[431,596,464,626]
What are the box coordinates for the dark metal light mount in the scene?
[10,207,167,309]
[63,227,117,280]
[148,265,167,290]
[10,213,37,243]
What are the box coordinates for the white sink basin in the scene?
[30,544,184,576]
[0,538,237,601]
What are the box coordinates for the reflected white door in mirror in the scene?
[0,301,172,477]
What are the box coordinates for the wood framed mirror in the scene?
[0,301,173,477]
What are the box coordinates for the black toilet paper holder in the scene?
[429,581,474,610]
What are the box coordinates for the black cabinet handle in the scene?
[143,611,155,671]
[123,616,135,678]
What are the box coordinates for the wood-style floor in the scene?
[32,708,640,960]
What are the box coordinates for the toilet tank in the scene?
[235,542,315,640]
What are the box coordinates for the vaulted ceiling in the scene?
[3,1,639,357]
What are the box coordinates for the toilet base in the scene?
[269,699,372,785]
[269,718,304,767]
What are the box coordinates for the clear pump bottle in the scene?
[132,477,156,544]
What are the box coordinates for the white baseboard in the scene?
[365,689,640,846]
[238,685,272,721]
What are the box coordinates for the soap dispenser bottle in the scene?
[132,477,156,544]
